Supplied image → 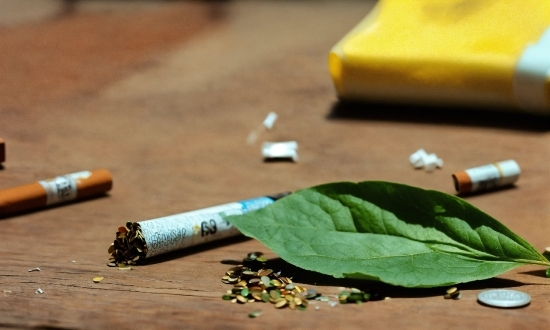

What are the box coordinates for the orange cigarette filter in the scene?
[0,169,112,216]
[0,138,5,163]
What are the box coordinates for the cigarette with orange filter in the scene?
[0,169,112,215]
[452,160,520,194]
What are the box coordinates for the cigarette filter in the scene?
[109,193,288,265]
[452,160,520,194]
[0,169,112,215]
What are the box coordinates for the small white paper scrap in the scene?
[247,112,279,145]
[409,149,428,168]
[262,141,298,162]
[409,149,443,172]
[262,112,278,130]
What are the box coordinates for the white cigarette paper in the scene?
[140,197,274,258]
[110,196,278,264]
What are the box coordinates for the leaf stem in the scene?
[523,259,550,267]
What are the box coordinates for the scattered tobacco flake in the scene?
[338,288,371,304]
[93,277,104,283]
[443,287,462,300]
[248,310,262,318]
[118,264,132,271]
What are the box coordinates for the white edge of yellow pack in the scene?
[329,0,550,114]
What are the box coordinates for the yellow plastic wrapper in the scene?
[329,0,550,114]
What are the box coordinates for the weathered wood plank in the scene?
[0,1,549,329]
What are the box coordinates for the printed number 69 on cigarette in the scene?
[201,220,217,236]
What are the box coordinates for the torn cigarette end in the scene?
[109,222,147,265]
[0,169,113,216]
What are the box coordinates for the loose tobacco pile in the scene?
[220,252,376,311]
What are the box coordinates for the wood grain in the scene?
[1,1,549,329]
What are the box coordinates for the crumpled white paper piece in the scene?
[409,149,443,172]
[262,141,298,162]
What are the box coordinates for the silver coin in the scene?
[477,289,531,308]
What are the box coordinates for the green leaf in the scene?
[227,181,550,288]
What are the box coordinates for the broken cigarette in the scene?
[109,193,289,265]
[452,160,520,194]
[0,169,112,215]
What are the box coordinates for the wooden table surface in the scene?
[1,1,549,329]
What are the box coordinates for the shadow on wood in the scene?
[327,100,550,132]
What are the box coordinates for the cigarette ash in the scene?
[108,222,148,265]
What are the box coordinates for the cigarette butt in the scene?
[0,169,112,215]
[0,138,5,163]
[452,160,520,194]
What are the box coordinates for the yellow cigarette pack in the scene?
[329,0,550,114]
